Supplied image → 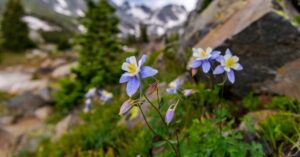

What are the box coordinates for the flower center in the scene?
[127,63,138,74]
[200,51,207,58]
[225,57,236,68]
[103,91,110,97]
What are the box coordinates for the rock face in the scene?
[181,0,300,98]
[8,92,48,116]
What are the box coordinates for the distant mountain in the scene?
[0,0,189,38]
[117,2,188,37]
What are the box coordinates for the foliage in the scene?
[242,92,260,111]
[177,119,264,157]
[266,96,300,113]
[260,113,300,154]
[0,0,35,51]
[54,0,124,114]
[40,31,72,50]
[139,24,149,43]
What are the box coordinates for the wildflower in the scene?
[213,49,243,83]
[190,47,220,73]
[119,99,133,115]
[183,89,196,97]
[99,89,113,103]
[85,88,97,98]
[165,108,175,124]
[83,98,92,113]
[165,100,179,124]
[166,79,182,94]
[120,55,158,97]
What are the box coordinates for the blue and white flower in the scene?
[166,79,182,94]
[213,49,243,83]
[99,89,113,103]
[85,88,97,98]
[120,55,158,97]
[190,47,220,73]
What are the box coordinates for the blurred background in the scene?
[1,0,300,156]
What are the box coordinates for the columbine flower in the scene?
[99,89,113,103]
[190,47,220,73]
[165,100,179,124]
[83,98,92,113]
[213,49,243,83]
[166,79,182,94]
[85,88,97,98]
[120,55,158,97]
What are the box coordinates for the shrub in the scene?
[0,0,35,51]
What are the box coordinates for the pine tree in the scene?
[73,0,122,87]
[54,0,123,113]
[0,0,34,51]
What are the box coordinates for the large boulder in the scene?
[181,0,300,98]
[8,92,48,116]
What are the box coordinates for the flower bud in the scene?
[191,68,198,76]
[165,108,175,124]
[119,99,133,115]
[146,81,158,95]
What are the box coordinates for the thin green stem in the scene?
[137,104,179,156]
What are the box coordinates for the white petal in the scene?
[122,63,130,71]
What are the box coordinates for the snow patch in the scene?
[22,16,60,32]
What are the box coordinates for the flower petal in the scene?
[206,47,213,54]
[138,55,147,67]
[126,77,140,97]
[119,74,132,83]
[227,70,235,84]
[192,48,201,58]
[165,109,175,124]
[233,63,243,71]
[211,50,221,59]
[119,99,132,115]
[216,56,224,63]
[140,66,158,78]
[225,48,232,56]
[167,88,177,94]
[213,65,225,74]
[202,60,211,73]
[190,60,202,68]
[121,62,129,71]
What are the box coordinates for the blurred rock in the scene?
[53,114,83,140]
[51,62,77,79]
[8,92,47,116]
[267,58,300,100]
[0,128,16,157]
[0,71,31,92]
[0,116,15,126]
[182,0,300,98]
[9,80,48,95]
[34,87,53,103]
[34,106,53,120]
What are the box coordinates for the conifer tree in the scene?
[73,0,122,87]
[54,0,123,113]
[0,0,34,51]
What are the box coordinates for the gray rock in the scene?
[8,92,47,116]
[181,0,300,98]
[53,114,83,140]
